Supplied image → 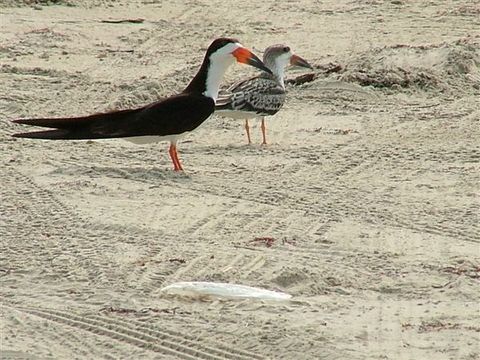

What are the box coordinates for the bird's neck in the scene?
[203,57,233,101]
[264,58,285,88]
[183,60,209,96]
[183,55,233,101]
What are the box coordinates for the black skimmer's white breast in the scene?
[11,38,272,171]
[215,44,312,145]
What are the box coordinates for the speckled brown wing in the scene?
[216,74,286,116]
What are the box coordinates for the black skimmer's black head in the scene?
[207,38,272,73]
[184,37,271,101]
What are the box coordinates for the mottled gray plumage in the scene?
[214,44,312,144]
[216,73,286,117]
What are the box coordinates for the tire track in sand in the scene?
[1,166,266,358]
[182,165,479,243]
[7,305,263,360]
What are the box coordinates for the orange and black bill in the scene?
[233,47,273,74]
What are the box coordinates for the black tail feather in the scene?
[12,108,141,129]
[11,107,147,140]
[12,129,72,140]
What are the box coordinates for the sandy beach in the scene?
[1,1,479,359]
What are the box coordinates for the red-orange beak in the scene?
[232,47,273,74]
[290,54,313,69]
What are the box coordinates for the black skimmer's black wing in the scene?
[11,37,272,171]
[13,94,214,140]
[215,44,312,145]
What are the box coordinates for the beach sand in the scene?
[1,1,479,359]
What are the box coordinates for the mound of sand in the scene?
[339,36,480,92]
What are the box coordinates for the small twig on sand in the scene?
[285,73,317,86]
[168,258,186,264]
[100,306,137,314]
[104,48,135,53]
[317,62,343,74]
[101,18,145,24]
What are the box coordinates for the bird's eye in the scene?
[283,46,290,52]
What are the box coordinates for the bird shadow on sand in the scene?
[49,163,193,185]
[185,143,279,155]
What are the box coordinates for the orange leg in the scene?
[261,117,267,145]
[168,143,183,171]
[244,119,252,145]
[168,144,178,170]
[173,146,183,171]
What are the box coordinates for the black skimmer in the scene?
[215,44,312,145]
[11,38,272,171]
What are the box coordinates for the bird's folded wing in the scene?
[13,94,214,139]
[216,77,286,115]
